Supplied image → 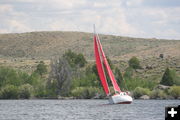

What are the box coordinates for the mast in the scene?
[94,25,110,95]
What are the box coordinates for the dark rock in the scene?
[159,54,164,58]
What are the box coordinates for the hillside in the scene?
[0,31,179,60]
[0,31,179,100]
[0,31,179,77]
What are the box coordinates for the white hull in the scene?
[109,92,133,104]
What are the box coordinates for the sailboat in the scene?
[93,27,133,104]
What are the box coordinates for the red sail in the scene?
[94,35,110,95]
[96,35,121,93]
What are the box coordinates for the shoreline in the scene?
[0,97,179,100]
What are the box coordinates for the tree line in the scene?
[0,50,179,99]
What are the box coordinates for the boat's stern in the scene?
[109,92,133,104]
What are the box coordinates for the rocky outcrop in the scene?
[155,84,170,90]
[139,95,150,100]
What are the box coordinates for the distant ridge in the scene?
[0,31,179,60]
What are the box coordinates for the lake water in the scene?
[0,100,179,120]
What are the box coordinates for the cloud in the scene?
[0,3,31,33]
[143,0,180,7]
[48,6,140,37]
[0,4,13,12]
[0,0,179,39]
[95,8,140,36]
[8,20,31,32]
[0,29,9,33]
[126,0,144,7]
[154,29,180,39]
[122,5,180,39]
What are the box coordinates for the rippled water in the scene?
[0,99,179,120]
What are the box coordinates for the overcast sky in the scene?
[0,0,180,39]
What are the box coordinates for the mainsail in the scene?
[96,35,121,93]
[94,31,121,95]
[94,35,110,95]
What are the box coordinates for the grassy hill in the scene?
[0,31,179,76]
[0,31,179,99]
[0,31,179,60]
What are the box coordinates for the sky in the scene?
[0,0,180,39]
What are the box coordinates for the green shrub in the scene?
[19,84,33,99]
[71,87,103,99]
[0,91,2,99]
[171,69,180,85]
[63,49,87,68]
[75,54,87,67]
[133,87,151,98]
[106,56,114,70]
[0,67,21,87]
[0,67,32,87]
[46,80,58,98]
[125,77,157,91]
[168,86,180,98]
[109,86,115,95]
[150,89,167,99]
[124,67,134,79]
[71,73,98,89]
[34,84,47,98]
[71,87,83,98]
[18,71,30,84]
[35,61,47,76]
[28,72,41,86]
[160,68,174,86]
[115,68,124,89]
[0,85,19,99]
[128,56,141,69]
